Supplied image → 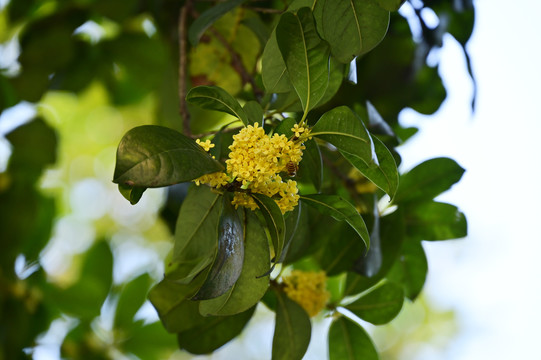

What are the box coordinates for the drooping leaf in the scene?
[321,0,389,63]
[199,210,270,315]
[192,195,244,300]
[328,316,379,360]
[405,201,467,241]
[272,290,312,360]
[186,86,250,126]
[177,306,256,354]
[375,0,405,11]
[118,183,146,205]
[114,273,152,331]
[243,100,263,125]
[262,30,293,94]
[393,157,465,204]
[188,0,248,46]
[113,125,223,187]
[276,7,330,115]
[298,138,323,191]
[342,136,398,199]
[311,106,377,166]
[345,282,404,325]
[169,186,222,283]
[300,194,370,248]
[251,193,286,263]
[386,239,427,300]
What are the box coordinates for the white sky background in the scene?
[398,0,541,359]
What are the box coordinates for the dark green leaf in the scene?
[272,290,311,360]
[118,183,146,205]
[177,306,255,354]
[199,210,270,315]
[275,117,297,138]
[355,196,382,278]
[243,100,263,125]
[387,239,427,300]
[280,203,302,263]
[342,136,398,199]
[186,86,251,126]
[276,8,330,115]
[299,138,323,191]
[122,322,177,360]
[242,16,271,47]
[188,0,247,46]
[192,195,244,300]
[114,274,152,331]
[345,282,404,325]
[262,31,293,94]
[405,201,467,241]
[321,0,389,63]
[251,193,286,263]
[328,316,379,360]
[311,106,377,166]
[375,0,405,11]
[113,125,223,187]
[300,194,370,248]
[170,185,222,283]
[394,157,465,204]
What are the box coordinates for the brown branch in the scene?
[178,0,193,137]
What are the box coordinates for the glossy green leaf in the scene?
[188,0,247,46]
[192,195,244,300]
[276,7,330,115]
[300,194,370,248]
[316,56,346,106]
[405,201,467,241]
[262,31,293,94]
[299,138,323,191]
[345,282,404,325]
[387,239,427,300]
[170,186,222,283]
[243,100,263,125]
[113,125,223,187]
[321,0,389,63]
[342,136,398,199]
[275,117,297,138]
[251,193,286,263]
[375,0,405,11]
[177,306,256,354]
[199,210,270,315]
[114,274,152,331]
[312,106,377,166]
[118,183,146,205]
[280,203,302,263]
[328,316,379,360]
[186,86,250,126]
[272,290,312,360]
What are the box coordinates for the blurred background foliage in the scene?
[0,0,474,359]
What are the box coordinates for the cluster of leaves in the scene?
[0,0,474,359]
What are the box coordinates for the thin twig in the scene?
[178,1,193,136]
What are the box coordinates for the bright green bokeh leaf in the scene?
[405,201,467,241]
[312,106,377,166]
[393,157,465,204]
[199,210,270,315]
[276,8,330,115]
[387,239,427,300]
[321,0,389,63]
[375,0,405,11]
[243,100,262,125]
[342,136,398,199]
[114,273,152,331]
[272,290,311,360]
[345,282,404,325]
[188,0,247,46]
[300,194,370,248]
[122,322,177,360]
[262,31,293,94]
[113,125,223,187]
[251,193,286,263]
[177,306,256,354]
[192,195,244,300]
[328,316,379,360]
[186,85,250,127]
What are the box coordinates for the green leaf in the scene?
[328,316,379,360]
[122,322,177,360]
[355,197,382,278]
[393,157,465,204]
[199,210,270,315]
[113,125,223,187]
[299,138,323,191]
[280,202,302,263]
[405,201,467,241]
[192,195,244,300]
[262,31,293,94]
[177,306,256,354]
[386,239,427,300]
[170,186,222,283]
[188,0,247,46]
[118,183,146,205]
[251,193,286,263]
[274,117,297,138]
[311,106,377,166]
[186,86,251,126]
[345,282,404,325]
[375,0,405,11]
[321,0,389,63]
[114,274,152,331]
[243,100,263,125]
[272,290,312,360]
[276,7,330,115]
[342,136,398,199]
[300,194,370,248]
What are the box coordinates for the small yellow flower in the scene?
[196,139,215,152]
[283,270,330,317]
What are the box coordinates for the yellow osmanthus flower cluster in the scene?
[194,122,311,213]
[282,270,330,317]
